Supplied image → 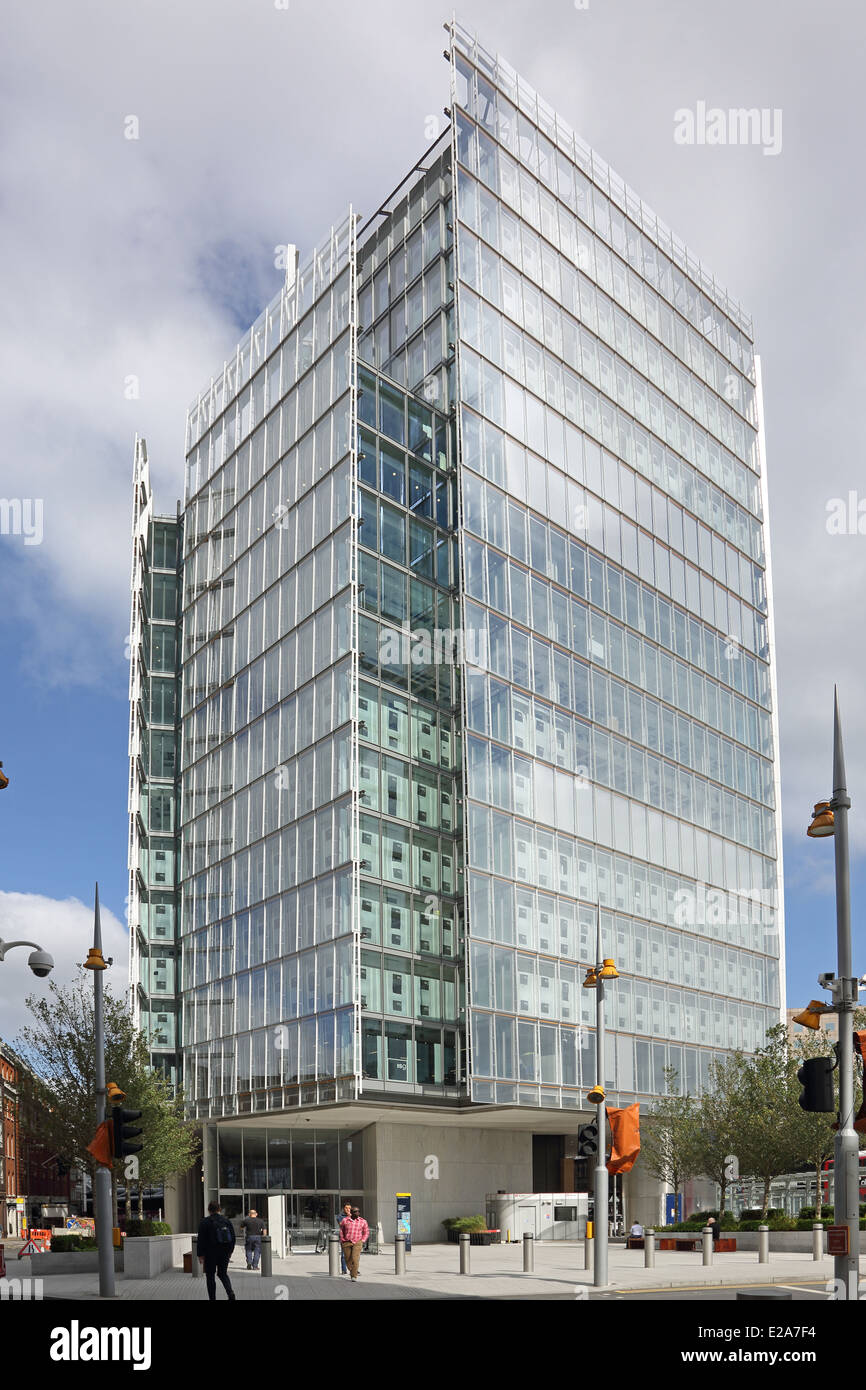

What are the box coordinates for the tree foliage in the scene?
[639,1067,701,1208]
[13,971,199,1192]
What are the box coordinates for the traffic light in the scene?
[578,1121,599,1158]
[108,1083,144,1159]
[112,1105,143,1159]
[797,1056,834,1113]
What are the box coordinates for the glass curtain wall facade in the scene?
[353,146,468,1095]
[132,20,784,1162]
[128,439,182,1087]
[180,219,357,1118]
[447,20,783,1108]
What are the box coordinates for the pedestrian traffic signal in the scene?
[578,1121,599,1158]
[797,1057,834,1113]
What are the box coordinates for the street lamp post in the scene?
[83,884,114,1300]
[807,689,859,1299]
[582,908,619,1289]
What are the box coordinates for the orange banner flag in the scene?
[86,1120,113,1168]
[606,1103,640,1174]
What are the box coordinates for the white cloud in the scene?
[0,892,129,1050]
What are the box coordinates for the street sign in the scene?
[827,1226,849,1256]
[18,1236,49,1257]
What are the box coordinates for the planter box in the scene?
[124,1234,194,1279]
[446,1229,501,1246]
[30,1249,124,1276]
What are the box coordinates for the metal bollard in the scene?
[644,1230,655,1268]
[395,1233,406,1276]
[702,1227,713,1266]
[812,1223,823,1261]
[191,1236,202,1278]
[260,1235,273,1276]
[329,1234,340,1277]
[758,1224,769,1264]
[523,1232,534,1273]
[459,1231,470,1274]
[584,1235,593,1270]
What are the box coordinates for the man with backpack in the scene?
[197,1200,237,1301]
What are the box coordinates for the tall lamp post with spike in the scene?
[806,689,859,1299]
[582,907,619,1288]
[83,884,115,1299]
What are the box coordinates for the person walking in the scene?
[337,1201,352,1275]
[241,1209,267,1270]
[339,1205,369,1282]
[197,1200,237,1302]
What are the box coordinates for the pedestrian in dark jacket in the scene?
[241,1209,267,1270]
[197,1200,237,1301]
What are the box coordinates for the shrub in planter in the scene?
[124,1220,171,1238]
[50,1234,98,1253]
[449,1216,488,1233]
[738,1217,796,1232]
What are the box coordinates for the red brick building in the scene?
[0,1042,21,1235]
[0,1041,71,1234]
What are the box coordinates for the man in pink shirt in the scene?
[339,1206,370,1282]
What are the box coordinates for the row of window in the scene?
[182,728,352,875]
[467,786,774,908]
[359,197,449,320]
[461,361,772,664]
[186,244,351,452]
[361,1020,460,1086]
[183,427,351,645]
[359,747,459,834]
[458,228,754,481]
[184,593,351,756]
[468,1017,767,1100]
[467,821,778,952]
[467,653,773,805]
[186,314,350,507]
[462,377,763,577]
[186,360,350,575]
[462,387,763,593]
[470,925,773,1014]
[452,43,754,365]
[357,613,458,709]
[183,870,354,966]
[183,659,352,801]
[467,878,778,986]
[360,951,459,1023]
[357,682,460,771]
[467,695,773,838]
[457,170,758,514]
[186,942,355,1042]
[464,531,772,721]
[186,1009,355,1097]
[358,881,461,958]
[358,813,461,897]
[183,800,354,919]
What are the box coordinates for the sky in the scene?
[1,0,864,1043]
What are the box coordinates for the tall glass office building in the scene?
[129,19,784,1238]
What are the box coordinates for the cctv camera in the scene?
[28,949,54,979]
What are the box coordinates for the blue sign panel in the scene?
[396,1193,411,1252]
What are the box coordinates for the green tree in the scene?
[639,1067,701,1219]
[14,971,198,1216]
[737,1024,811,1217]
[694,1052,747,1220]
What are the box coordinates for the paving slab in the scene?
[11,1241,859,1301]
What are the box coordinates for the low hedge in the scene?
[123,1220,171,1238]
[442,1216,487,1234]
[50,1234,98,1252]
